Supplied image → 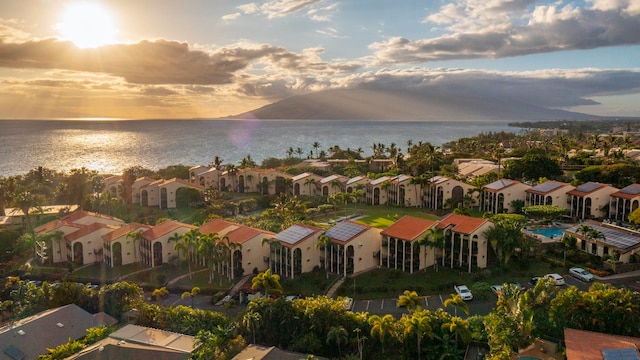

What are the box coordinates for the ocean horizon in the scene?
[0,119,523,176]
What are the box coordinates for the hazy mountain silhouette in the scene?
[231,88,597,120]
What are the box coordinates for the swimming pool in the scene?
[528,227,567,239]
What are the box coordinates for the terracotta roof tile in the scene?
[61,210,123,224]
[226,226,274,244]
[437,214,488,235]
[200,219,238,235]
[565,328,640,360]
[381,216,437,241]
[66,223,118,242]
[102,223,152,242]
[141,220,196,241]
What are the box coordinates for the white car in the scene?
[454,285,473,301]
[545,273,565,286]
[569,267,594,282]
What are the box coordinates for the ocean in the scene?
[0,119,519,176]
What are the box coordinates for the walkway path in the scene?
[325,276,346,298]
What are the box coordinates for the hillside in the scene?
[231,88,597,121]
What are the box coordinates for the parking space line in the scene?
[366,300,370,311]
[424,297,428,308]
[439,294,444,305]
[381,299,384,309]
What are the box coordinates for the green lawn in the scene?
[281,270,340,297]
[172,267,233,291]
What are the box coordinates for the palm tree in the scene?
[243,310,261,344]
[403,312,433,360]
[312,141,321,158]
[444,294,470,316]
[422,226,446,271]
[304,177,316,196]
[327,326,348,358]
[251,269,283,296]
[126,230,145,265]
[261,237,276,271]
[170,230,196,279]
[181,286,201,307]
[441,316,471,344]
[368,314,395,353]
[152,286,169,305]
[219,236,241,280]
[316,234,332,279]
[398,290,422,312]
[198,232,225,285]
[14,191,37,234]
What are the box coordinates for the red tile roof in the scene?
[381,216,437,241]
[34,220,79,234]
[226,226,274,245]
[142,220,196,240]
[102,223,152,242]
[66,223,118,242]
[437,214,488,235]
[200,219,237,234]
[61,210,123,224]
[565,328,640,360]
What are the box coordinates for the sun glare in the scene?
[56,2,117,48]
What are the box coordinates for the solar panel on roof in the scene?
[530,181,564,193]
[602,348,640,360]
[576,182,602,193]
[275,225,315,245]
[484,179,514,190]
[621,184,640,195]
[566,224,640,250]
[326,222,366,241]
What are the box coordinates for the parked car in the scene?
[454,285,473,301]
[569,267,594,282]
[545,273,565,286]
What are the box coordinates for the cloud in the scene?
[0,36,360,85]
[236,0,337,21]
[373,0,640,64]
[222,13,242,21]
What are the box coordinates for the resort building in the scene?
[61,210,124,227]
[456,160,500,180]
[480,179,531,214]
[291,172,324,196]
[200,219,275,278]
[564,221,640,262]
[1,204,78,231]
[66,222,119,265]
[380,216,437,273]
[138,178,205,209]
[609,184,640,224]
[103,223,152,268]
[140,220,197,268]
[437,214,492,272]
[34,220,82,264]
[525,180,575,207]
[366,176,392,205]
[345,176,370,194]
[567,182,619,220]
[103,175,123,197]
[324,220,382,276]
[564,328,640,360]
[387,175,421,207]
[269,224,324,279]
[252,169,292,195]
[319,174,349,197]
[131,177,155,205]
[423,176,475,210]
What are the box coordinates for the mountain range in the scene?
[231,88,598,121]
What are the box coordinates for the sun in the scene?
[56,2,118,48]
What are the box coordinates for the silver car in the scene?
[569,267,594,282]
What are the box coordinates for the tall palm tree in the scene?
[398,290,422,312]
[170,230,198,279]
[261,237,276,271]
[126,230,145,265]
[251,269,283,296]
[326,326,348,358]
[243,310,261,344]
[312,141,321,158]
[368,314,395,353]
[14,191,37,234]
[422,226,446,271]
[403,312,433,360]
[316,234,332,279]
[219,236,241,280]
[444,294,470,316]
[198,232,225,285]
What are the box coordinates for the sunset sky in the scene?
[1,0,639,119]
